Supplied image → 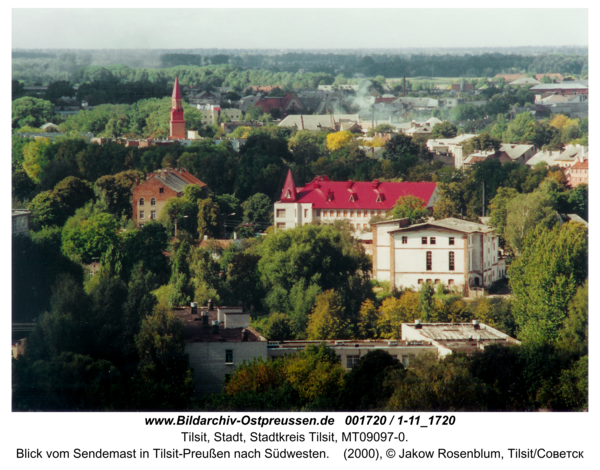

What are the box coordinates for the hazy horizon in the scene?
[12,9,588,50]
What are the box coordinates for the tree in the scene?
[241,192,272,227]
[45,80,76,104]
[488,187,519,241]
[382,134,421,176]
[432,182,464,220]
[121,222,169,282]
[197,197,220,239]
[307,290,350,340]
[12,96,55,129]
[504,189,555,255]
[52,176,94,218]
[358,299,379,339]
[418,282,436,321]
[503,112,536,144]
[461,132,501,156]
[341,350,402,411]
[326,131,354,152]
[388,195,427,224]
[28,190,66,230]
[377,292,419,339]
[557,280,588,356]
[509,222,587,344]
[430,121,458,139]
[61,212,120,264]
[133,304,194,410]
[263,312,294,341]
[22,137,52,183]
[367,123,396,137]
[94,170,144,218]
[386,353,486,411]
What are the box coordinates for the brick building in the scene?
[132,168,206,228]
[169,77,186,139]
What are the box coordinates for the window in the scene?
[139,211,145,219]
[448,279,454,285]
[151,198,156,206]
[151,211,156,219]
[316,209,321,217]
[435,279,440,284]
[336,210,341,217]
[276,222,286,229]
[401,355,409,367]
[225,350,233,364]
[449,237,455,245]
[402,236,408,244]
[350,223,355,230]
[418,279,423,284]
[449,251,455,271]
[159,188,164,194]
[276,209,286,218]
[426,279,432,284]
[422,237,428,245]
[139,198,145,206]
[343,210,348,217]
[430,237,436,245]
[350,210,354,217]
[426,251,432,271]
[346,355,360,369]
[304,209,308,218]
[330,210,334,217]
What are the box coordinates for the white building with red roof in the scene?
[273,170,439,236]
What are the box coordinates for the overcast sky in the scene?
[12,8,588,50]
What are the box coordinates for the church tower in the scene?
[169,77,185,139]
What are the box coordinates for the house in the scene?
[459,143,536,169]
[278,114,360,132]
[402,320,520,358]
[451,82,474,93]
[173,305,268,394]
[427,133,477,166]
[274,171,439,238]
[372,217,505,292]
[195,105,242,126]
[529,82,588,99]
[553,145,588,169]
[12,210,31,237]
[525,149,563,167]
[132,168,206,228]
[565,157,588,187]
[252,94,304,117]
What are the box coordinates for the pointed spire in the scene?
[172,77,182,100]
[281,169,297,201]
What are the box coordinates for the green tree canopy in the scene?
[388,195,428,224]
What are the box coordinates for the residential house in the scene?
[274,171,439,238]
[565,157,588,187]
[427,133,477,166]
[529,82,588,99]
[459,143,536,169]
[252,94,304,118]
[278,114,360,132]
[174,305,268,394]
[132,168,206,228]
[372,218,504,292]
[12,210,31,237]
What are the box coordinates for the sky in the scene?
[11,8,589,50]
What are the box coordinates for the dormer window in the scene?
[376,194,383,203]
[349,194,356,202]
[285,190,292,199]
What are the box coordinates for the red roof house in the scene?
[274,170,438,233]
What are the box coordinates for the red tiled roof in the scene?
[279,175,437,209]
[570,159,588,170]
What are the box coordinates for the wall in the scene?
[186,342,267,394]
[132,177,179,227]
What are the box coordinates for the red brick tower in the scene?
[169,77,185,139]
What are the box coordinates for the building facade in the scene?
[131,168,206,228]
[372,218,504,291]
[12,210,31,237]
[273,170,438,236]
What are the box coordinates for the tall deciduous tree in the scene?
[307,290,349,340]
[509,222,587,344]
[388,195,427,224]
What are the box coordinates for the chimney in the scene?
[212,320,219,334]
[190,302,198,315]
[204,235,208,241]
[201,311,209,326]
[414,319,422,329]
[242,329,248,342]
[473,319,480,329]
[208,298,213,311]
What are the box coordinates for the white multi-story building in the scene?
[372,218,505,292]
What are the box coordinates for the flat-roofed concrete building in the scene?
[402,320,520,358]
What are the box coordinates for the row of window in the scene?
[275,209,387,219]
[418,279,455,285]
[139,197,159,206]
[139,211,156,220]
[414,236,454,245]
[425,251,455,271]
